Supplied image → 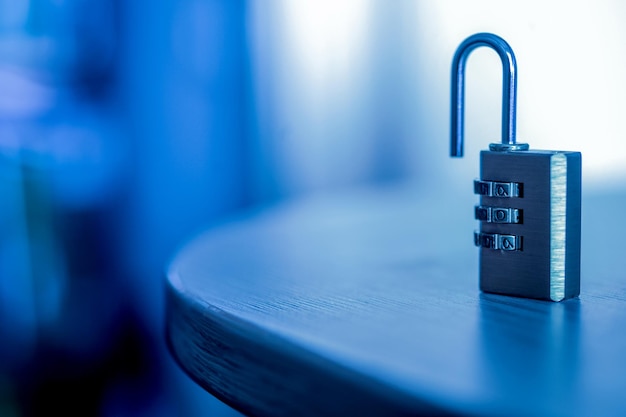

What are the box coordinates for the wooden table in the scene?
[166,184,626,417]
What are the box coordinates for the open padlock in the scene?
[450,33,581,301]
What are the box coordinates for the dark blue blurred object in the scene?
[0,0,248,416]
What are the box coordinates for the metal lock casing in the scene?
[475,150,581,301]
[450,33,582,301]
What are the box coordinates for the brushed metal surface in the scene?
[550,154,567,301]
[478,150,581,301]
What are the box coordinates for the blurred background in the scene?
[1,1,625,416]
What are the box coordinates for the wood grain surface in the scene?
[165,184,626,417]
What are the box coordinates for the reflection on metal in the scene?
[475,205,521,224]
[474,179,522,198]
[450,32,528,157]
[474,231,522,251]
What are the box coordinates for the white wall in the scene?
[248,1,626,198]
[413,0,626,193]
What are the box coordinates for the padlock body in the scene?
[477,150,581,301]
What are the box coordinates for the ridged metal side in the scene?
[550,154,567,301]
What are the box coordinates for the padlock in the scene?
[450,33,581,301]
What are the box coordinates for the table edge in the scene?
[165,271,458,417]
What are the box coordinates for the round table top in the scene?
[166,184,626,417]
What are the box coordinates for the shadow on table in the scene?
[478,293,581,416]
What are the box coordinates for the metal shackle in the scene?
[450,32,529,157]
